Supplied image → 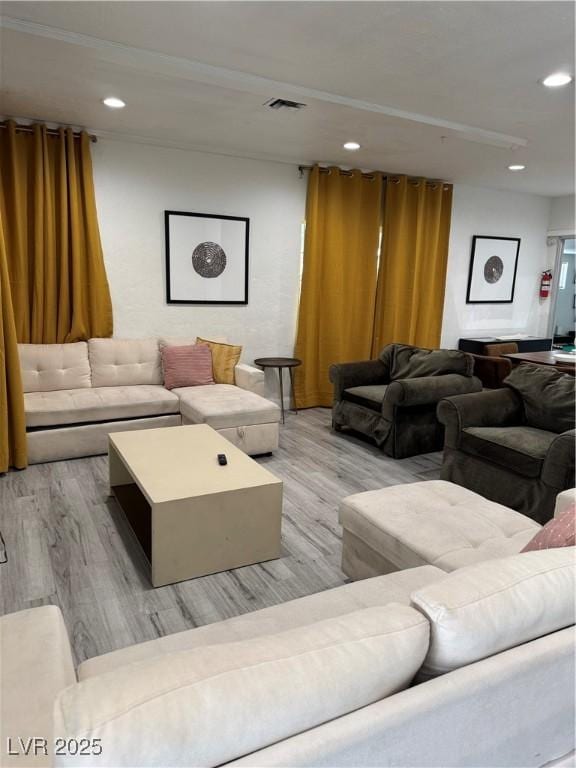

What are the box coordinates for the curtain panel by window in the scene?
[0,121,113,471]
[0,121,113,343]
[372,176,453,353]
[293,166,383,408]
[294,166,453,409]
[0,213,27,472]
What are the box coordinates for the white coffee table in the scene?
[108,424,283,587]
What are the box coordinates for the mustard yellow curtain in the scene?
[0,121,113,343]
[0,120,112,470]
[294,166,383,407]
[0,212,27,472]
[371,176,452,354]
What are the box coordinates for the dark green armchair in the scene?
[329,343,481,458]
[437,363,575,523]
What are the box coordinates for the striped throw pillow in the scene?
[521,507,576,552]
[161,344,214,390]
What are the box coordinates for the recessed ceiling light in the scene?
[508,164,526,171]
[102,97,126,109]
[343,141,361,151]
[542,72,573,88]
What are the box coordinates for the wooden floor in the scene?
[0,408,441,665]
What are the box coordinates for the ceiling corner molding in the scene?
[0,14,529,149]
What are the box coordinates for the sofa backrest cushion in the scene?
[411,548,575,679]
[53,605,429,767]
[88,338,161,387]
[381,344,473,380]
[18,342,91,393]
[504,364,575,434]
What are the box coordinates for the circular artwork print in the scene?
[483,255,504,284]
[192,242,227,278]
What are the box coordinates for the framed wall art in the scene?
[165,210,249,305]
[466,236,520,304]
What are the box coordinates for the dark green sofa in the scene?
[329,343,482,458]
[437,363,575,523]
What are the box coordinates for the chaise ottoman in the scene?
[339,480,541,578]
[175,384,281,455]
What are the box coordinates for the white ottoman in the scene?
[175,384,281,455]
[339,480,540,579]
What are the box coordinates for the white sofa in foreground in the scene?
[0,545,573,768]
[18,338,280,463]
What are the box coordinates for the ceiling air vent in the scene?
[264,98,307,111]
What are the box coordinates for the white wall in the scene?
[93,139,557,364]
[92,139,306,366]
[440,185,551,348]
[548,195,575,234]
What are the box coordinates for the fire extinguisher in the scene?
[540,270,552,299]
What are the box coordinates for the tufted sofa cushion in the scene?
[88,338,162,387]
[24,386,180,428]
[339,480,540,572]
[176,384,281,429]
[18,342,91,393]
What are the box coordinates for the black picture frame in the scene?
[466,235,520,304]
[165,210,250,305]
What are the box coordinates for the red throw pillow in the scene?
[521,506,576,552]
[161,344,214,390]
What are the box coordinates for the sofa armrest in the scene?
[329,360,389,401]
[470,354,512,389]
[0,606,77,766]
[235,363,265,397]
[542,430,576,490]
[385,374,482,408]
[437,388,523,449]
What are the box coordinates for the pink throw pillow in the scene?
[161,344,214,390]
[521,506,576,552]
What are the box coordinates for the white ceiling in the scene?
[0,1,574,196]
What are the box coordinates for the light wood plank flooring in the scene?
[0,408,441,665]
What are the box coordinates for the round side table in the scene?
[254,357,302,424]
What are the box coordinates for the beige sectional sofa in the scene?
[18,338,280,463]
[1,545,573,767]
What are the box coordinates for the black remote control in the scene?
[218,453,228,466]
